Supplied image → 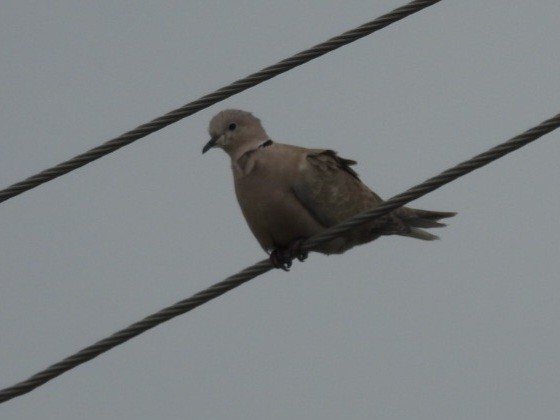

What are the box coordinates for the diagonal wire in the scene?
[0,0,442,205]
[0,260,274,404]
[303,112,560,251]
[1,111,559,404]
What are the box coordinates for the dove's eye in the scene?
[228,123,237,131]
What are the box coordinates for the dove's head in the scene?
[203,109,269,159]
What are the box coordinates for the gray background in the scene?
[1,1,559,419]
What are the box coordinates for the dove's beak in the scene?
[202,136,218,154]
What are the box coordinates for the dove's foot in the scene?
[288,238,308,262]
[270,238,308,271]
[270,249,292,271]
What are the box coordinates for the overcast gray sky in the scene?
[1,1,559,419]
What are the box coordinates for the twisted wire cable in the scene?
[0,260,273,404]
[304,112,560,250]
[0,0,442,205]
[1,111,558,404]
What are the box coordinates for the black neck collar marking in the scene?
[259,139,273,149]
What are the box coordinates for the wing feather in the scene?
[292,150,382,228]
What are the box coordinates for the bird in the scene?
[203,109,456,270]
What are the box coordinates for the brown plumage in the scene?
[203,109,456,258]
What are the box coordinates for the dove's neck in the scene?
[257,139,273,149]
[231,138,273,176]
[230,137,271,160]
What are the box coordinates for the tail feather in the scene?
[396,208,456,241]
[399,227,440,241]
[402,218,448,228]
[408,209,457,220]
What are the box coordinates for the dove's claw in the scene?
[270,249,292,271]
[270,239,308,271]
[288,238,308,262]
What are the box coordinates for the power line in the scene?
[0,0,442,205]
[1,111,558,404]
[303,113,560,251]
[0,260,273,404]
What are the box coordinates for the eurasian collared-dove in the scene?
[203,109,455,269]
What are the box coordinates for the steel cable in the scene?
[0,0,442,205]
[1,111,558,404]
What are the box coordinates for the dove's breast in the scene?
[232,143,326,251]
